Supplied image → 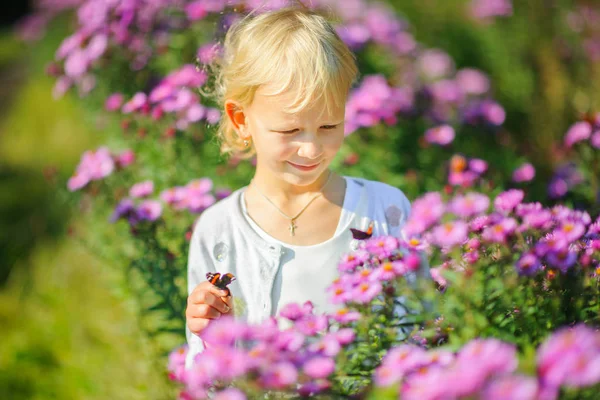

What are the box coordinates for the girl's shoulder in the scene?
[191,187,245,238]
[344,175,412,233]
[344,175,411,210]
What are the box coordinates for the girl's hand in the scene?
[186,281,234,336]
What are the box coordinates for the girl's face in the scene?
[227,85,346,187]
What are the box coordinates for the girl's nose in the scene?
[296,131,323,160]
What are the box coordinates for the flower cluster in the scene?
[112,64,221,131]
[548,114,600,200]
[329,235,423,306]
[405,188,600,279]
[374,324,600,400]
[566,5,600,62]
[67,146,135,191]
[110,177,231,227]
[447,154,488,187]
[469,0,513,23]
[174,307,353,399]
[47,0,182,97]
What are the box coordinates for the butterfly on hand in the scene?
[206,272,236,296]
[350,221,374,240]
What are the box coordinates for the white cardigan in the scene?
[185,176,412,369]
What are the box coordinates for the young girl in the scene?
[185,5,412,369]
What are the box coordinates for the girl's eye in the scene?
[277,125,338,134]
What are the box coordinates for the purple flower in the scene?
[494,189,524,213]
[137,200,162,221]
[424,125,455,146]
[85,34,108,60]
[564,121,592,148]
[516,253,542,276]
[303,357,335,379]
[545,249,578,273]
[129,180,154,198]
[431,221,469,248]
[110,198,136,223]
[512,163,536,183]
[480,100,506,125]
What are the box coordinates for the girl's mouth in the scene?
[287,161,320,171]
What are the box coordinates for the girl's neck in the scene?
[249,167,333,203]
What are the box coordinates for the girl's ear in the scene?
[224,99,249,138]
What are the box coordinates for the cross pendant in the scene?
[289,220,297,236]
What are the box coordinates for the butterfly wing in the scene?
[350,221,374,240]
[206,272,221,286]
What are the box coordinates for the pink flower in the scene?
[591,131,600,149]
[137,200,162,221]
[167,345,188,383]
[431,220,469,248]
[365,236,399,259]
[67,170,90,191]
[424,125,455,146]
[129,180,154,198]
[482,375,538,400]
[214,388,246,400]
[430,266,448,288]
[494,189,524,213]
[122,92,147,114]
[85,34,108,60]
[259,361,298,389]
[330,307,361,324]
[105,93,124,111]
[64,49,89,78]
[455,68,490,95]
[404,192,446,236]
[564,121,592,148]
[115,149,135,168]
[448,192,490,218]
[373,260,407,281]
[338,249,369,272]
[481,217,517,243]
[418,49,454,79]
[197,43,222,64]
[303,357,336,379]
[512,163,536,183]
[350,280,382,304]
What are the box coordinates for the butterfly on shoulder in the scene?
[350,221,374,240]
[206,272,236,296]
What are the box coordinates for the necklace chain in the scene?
[251,171,333,236]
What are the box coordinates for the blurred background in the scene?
[1,0,599,398]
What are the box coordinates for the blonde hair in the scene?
[207,4,359,159]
